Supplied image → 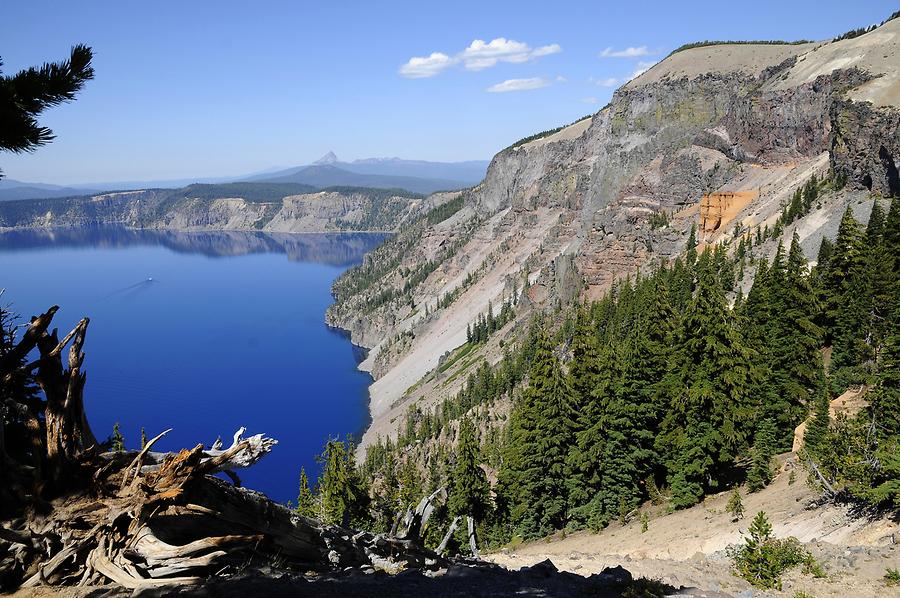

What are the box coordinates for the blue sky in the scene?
[1,0,895,184]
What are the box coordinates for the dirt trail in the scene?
[486,459,900,597]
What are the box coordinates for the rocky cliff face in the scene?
[830,98,900,196]
[0,188,431,234]
[328,20,900,449]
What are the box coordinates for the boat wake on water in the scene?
[101,278,158,300]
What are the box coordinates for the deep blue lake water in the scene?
[0,226,386,503]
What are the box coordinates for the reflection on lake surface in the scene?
[0,226,387,266]
[0,226,387,502]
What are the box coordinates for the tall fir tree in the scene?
[566,306,604,518]
[568,306,602,404]
[568,339,621,529]
[865,201,894,356]
[747,418,777,492]
[397,457,424,512]
[497,330,576,537]
[661,250,757,508]
[883,198,900,268]
[769,232,826,447]
[449,417,490,523]
[591,339,653,528]
[296,467,316,518]
[822,207,866,363]
[318,439,369,528]
[686,224,698,268]
[803,379,831,459]
[871,291,900,439]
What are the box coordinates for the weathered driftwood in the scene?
[436,516,460,555]
[397,486,445,545]
[0,306,445,592]
[467,515,479,556]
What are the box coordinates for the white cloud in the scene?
[580,96,598,104]
[555,75,568,83]
[399,38,561,78]
[533,44,563,57]
[599,45,653,58]
[398,52,455,78]
[596,77,619,87]
[461,38,561,70]
[629,60,657,80]
[486,77,551,93]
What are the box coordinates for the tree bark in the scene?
[398,486,445,545]
[436,516,460,555]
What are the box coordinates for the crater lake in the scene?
[0,226,387,503]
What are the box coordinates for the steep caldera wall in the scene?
[327,21,900,449]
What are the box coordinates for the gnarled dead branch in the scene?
[0,306,444,592]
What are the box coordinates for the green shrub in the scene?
[726,488,744,521]
[649,211,669,230]
[886,567,900,587]
[728,511,815,589]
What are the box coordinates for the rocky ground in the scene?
[486,458,899,598]
[8,559,734,597]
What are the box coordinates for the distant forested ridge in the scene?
[175,182,318,202]
[0,181,426,232]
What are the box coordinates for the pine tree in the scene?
[747,418,777,492]
[589,276,679,525]
[741,258,772,347]
[111,423,124,452]
[296,467,316,518]
[727,488,745,521]
[566,306,604,519]
[767,233,825,447]
[568,339,620,529]
[865,201,894,356]
[397,457,423,512]
[568,306,601,404]
[686,223,698,268]
[591,343,648,527]
[871,291,900,439]
[632,276,678,427]
[497,330,576,537]
[787,187,803,222]
[803,174,819,213]
[669,257,694,314]
[803,382,831,458]
[661,250,757,508]
[449,418,490,524]
[822,206,865,349]
[318,439,369,527]
[749,245,800,442]
[866,199,886,241]
[884,198,900,268]
[0,45,94,170]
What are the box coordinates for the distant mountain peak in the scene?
[313,151,339,165]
